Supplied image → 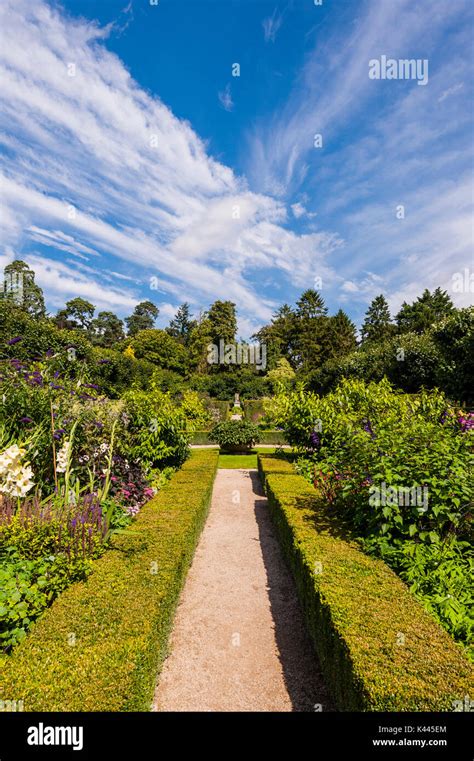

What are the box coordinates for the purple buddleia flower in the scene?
[363,418,376,439]
[7,336,22,345]
[439,409,448,425]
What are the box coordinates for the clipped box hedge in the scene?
[191,429,287,445]
[258,454,473,711]
[0,449,219,712]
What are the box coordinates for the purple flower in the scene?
[310,431,320,447]
[7,336,22,345]
[363,418,376,439]
[20,416,33,424]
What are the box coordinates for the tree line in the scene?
[1,259,471,402]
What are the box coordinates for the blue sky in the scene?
[0,0,472,337]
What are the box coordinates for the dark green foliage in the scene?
[166,302,196,344]
[55,298,95,331]
[209,420,260,451]
[90,347,155,397]
[431,307,474,404]
[2,261,45,319]
[0,552,92,650]
[325,309,358,358]
[207,300,237,345]
[89,311,125,347]
[129,329,188,373]
[125,301,159,336]
[396,288,454,334]
[361,294,395,344]
[0,301,93,365]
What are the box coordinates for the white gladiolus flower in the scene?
[0,445,34,497]
[56,441,71,473]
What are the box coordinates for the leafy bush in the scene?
[432,307,474,404]
[272,378,473,653]
[121,388,189,469]
[0,551,91,650]
[209,420,260,451]
[90,347,155,398]
[179,390,211,431]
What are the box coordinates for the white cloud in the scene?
[262,9,283,43]
[291,202,306,218]
[0,0,343,333]
[438,83,464,102]
[218,83,234,112]
[25,255,138,312]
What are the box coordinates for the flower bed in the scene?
[258,454,473,711]
[270,378,473,655]
[0,349,198,652]
[0,449,219,711]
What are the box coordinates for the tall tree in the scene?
[396,288,454,334]
[361,295,395,343]
[89,311,125,347]
[187,317,213,374]
[207,300,237,345]
[130,329,187,374]
[2,260,45,319]
[293,290,329,372]
[125,301,159,336]
[252,304,295,370]
[55,297,95,331]
[166,302,196,344]
[296,289,327,320]
[327,309,358,357]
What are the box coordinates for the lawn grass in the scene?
[218,447,285,469]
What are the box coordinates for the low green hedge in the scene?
[191,430,214,445]
[242,398,265,423]
[191,429,286,445]
[258,454,473,711]
[0,449,219,711]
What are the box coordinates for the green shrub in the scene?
[258,454,473,711]
[90,348,155,398]
[0,449,219,711]
[209,420,260,451]
[0,552,92,650]
[122,388,190,469]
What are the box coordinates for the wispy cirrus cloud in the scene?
[0,0,341,333]
[262,8,283,43]
[246,0,474,319]
[218,83,234,112]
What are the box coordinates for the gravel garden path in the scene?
[153,468,332,712]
